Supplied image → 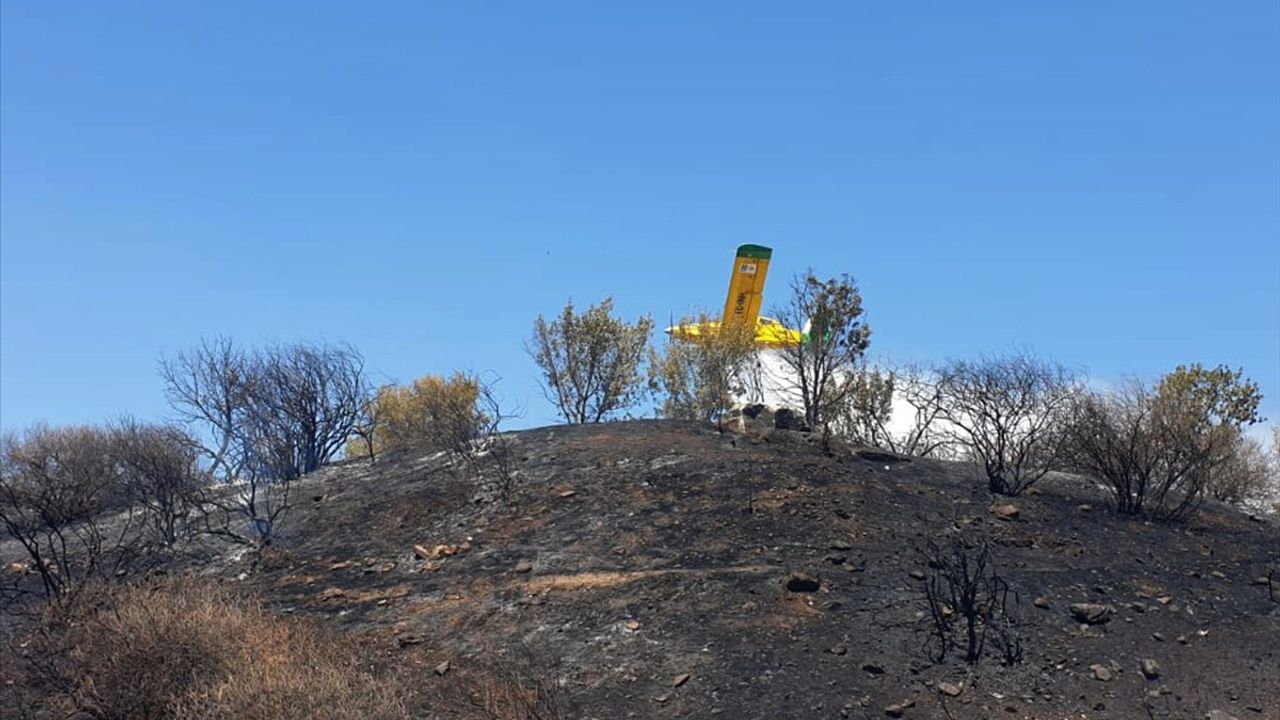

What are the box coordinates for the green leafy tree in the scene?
[650,312,758,425]
[528,298,653,424]
[1068,364,1263,520]
[772,272,873,440]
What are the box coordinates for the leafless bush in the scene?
[920,537,1021,665]
[160,338,370,544]
[528,297,653,424]
[250,342,370,478]
[8,578,412,720]
[109,417,207,548]
[936,352,1079,495]
[1066,366,1264,521]
[842,364,951,457]
[159,338,252,480]
[453,376,522,501]
[0,426,142,604]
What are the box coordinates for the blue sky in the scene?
[2,2,1278,430]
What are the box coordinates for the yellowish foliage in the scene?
[650,313,758,423]
[346,373,486,457]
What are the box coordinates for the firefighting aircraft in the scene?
[665,244,805,348]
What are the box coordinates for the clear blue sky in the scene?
[3,2,1278,431]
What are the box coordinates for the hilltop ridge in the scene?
[221,420,1280,720]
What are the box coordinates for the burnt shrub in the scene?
[919,537,1022,666]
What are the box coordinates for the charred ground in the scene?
[3,421,1277,719]
[223,421,1279,720]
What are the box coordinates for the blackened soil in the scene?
[218,422,1280,719]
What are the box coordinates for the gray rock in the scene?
[990,503,1021,521]
[1070,603,1115,624]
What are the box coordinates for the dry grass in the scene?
[9,579,408,720]
[4,577,572,720]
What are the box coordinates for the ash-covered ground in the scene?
[198,420,1280,720]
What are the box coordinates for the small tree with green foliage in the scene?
[772,272,873,440]
[650,312,758,426]
[528,298,653,424]
[1067,364,1263,520]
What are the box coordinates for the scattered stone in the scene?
[434,660,450,676]
[1210,570,1226,579]
[1250,576,1269,586]
[1176,634,1189,645]
[1152,632,1166,642]
[395,633,423,648]
[1077,504,1093,512]
[558,489,577,498]
[625,619,641,631]
[909,569,926,581]
[1069,603,1115,624]
[827,645,848,656]
[1141,658,1161,679]
[9,561,28,574]
[514,560,534,573]
[785,573,821,592]
[1033,596,1051,609]
[1090,664,1113,681]
[1128,602,1147,613]
[990,504,1021,521]
[884,698,915,716]
[412,544,432,560]
[1207,711,1241,720]
[318,587,346,600]
[861,662,886,675]
[938,681,963,697]
[830,539,853,550]
[1156,594,1173,605]
[673,673,691,687]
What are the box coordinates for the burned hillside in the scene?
[150,420,1280,720]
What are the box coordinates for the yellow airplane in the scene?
[666,244,805,348]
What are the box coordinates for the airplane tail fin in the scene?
[722,245,772,328]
